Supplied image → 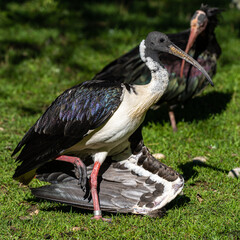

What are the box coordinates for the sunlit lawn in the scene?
[0,1,239,239]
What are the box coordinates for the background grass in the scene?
[0,0,240,239]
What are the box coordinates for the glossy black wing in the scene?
[34,80,123,136]
[12,80,123,180]
[93,29,190,84]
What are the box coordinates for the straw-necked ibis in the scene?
[12,31,213,220]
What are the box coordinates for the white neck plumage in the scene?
[139,40,169,96]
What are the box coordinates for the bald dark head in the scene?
[145,31,171,53]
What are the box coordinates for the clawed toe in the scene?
[55,156,88,190]
[74,160,87,190]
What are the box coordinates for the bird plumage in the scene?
[31,145,184,217]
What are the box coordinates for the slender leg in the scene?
[168,110,178,132]
[90,162,101,219]
[89,162,111,221]
[55,155,87,189]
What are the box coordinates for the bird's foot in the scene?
[74,159,87,191]
[55,155,87,190]
[91,213,112,222]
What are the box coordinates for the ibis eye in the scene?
[159,38,165,43]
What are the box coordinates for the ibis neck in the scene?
[119,42,170,120]
[145,56,169,97]
[139,40,169,98]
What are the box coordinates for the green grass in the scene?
[0,0,240,239]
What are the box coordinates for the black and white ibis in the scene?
[93,5,221,131]
[12,31,213,220]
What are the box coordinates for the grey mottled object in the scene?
[32,147,184,217]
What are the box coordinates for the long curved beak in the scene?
[179,26,199,78]
[185,26,199,54]
[169,43,214,86]
[180,10,208,78]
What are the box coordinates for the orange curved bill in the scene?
[180,10,208,78]
[179,26,198,78]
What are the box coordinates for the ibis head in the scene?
[186,10,208,54]
[144,31,214,86]
[180,9,208,77]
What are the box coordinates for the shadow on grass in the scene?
[144,91,233,126]
[2,0,229,35]
[10,105,43,117]
[165,194,190,210]
[179,160,229,181]
[0,40,41,64]
[219,230,240,239]
[27,196,93,215]
[0,0,230,69]
[28,194,190,219]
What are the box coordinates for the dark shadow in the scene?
[0,0,230,68]
[27,196,94,215]
[27,194,138,219]
[144,91,233,125]
[179,160,229,181]
[16,105,44,116]
[27,195,187,219]
[165,194,191,210]
[219,230,240,238]
[0,40,40,64]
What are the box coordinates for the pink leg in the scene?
[55,155,87,189]
[89,162,111,221]
[90,162,102,220]
[168,110,178,132]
